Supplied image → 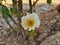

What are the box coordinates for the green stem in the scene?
[9,14,17,25]
[47,0,52,5]
[12,0,17,9]
[18,0,23,13]
[17,0,23,29]
[29,0,32,13]
[17,0,25,36]
[3,15,17,34]
[17,0,23,23]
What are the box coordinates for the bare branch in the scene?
[32,0,39,7]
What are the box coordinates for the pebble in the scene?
[50,19,57,24]
[55,15,60,21]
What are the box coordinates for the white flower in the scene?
[21,13,40,31]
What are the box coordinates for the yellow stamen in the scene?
[25,18,35,28]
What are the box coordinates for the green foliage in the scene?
[29,30,36,40]
[10,8,16,16]
[47,0,52,5]
[1,5,17,24]
[1,5,10,19]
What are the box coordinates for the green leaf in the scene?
[1,5,17,24]
[1,5,10,19]
[10,7,16,16]
[47,0,52,5]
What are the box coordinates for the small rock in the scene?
[50,19,57,24]
[55,15,60,21]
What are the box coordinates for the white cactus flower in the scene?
[21,13,40,31]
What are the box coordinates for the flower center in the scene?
[25,18,35,28]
